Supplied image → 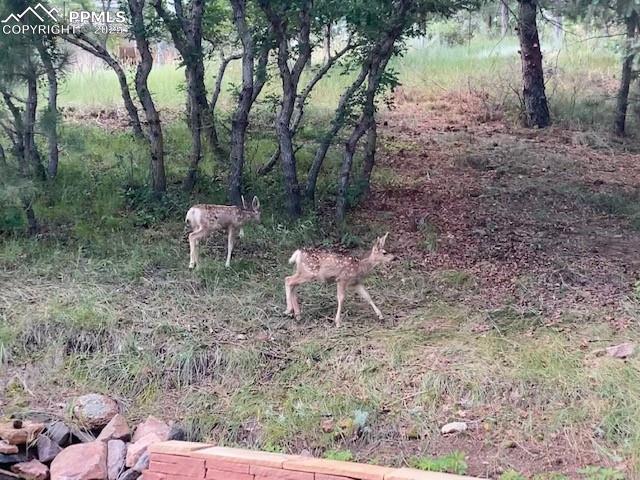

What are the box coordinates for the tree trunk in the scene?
[614,12,638,137]
[305,61,370,205]
[277,84,302,217]
[360,120,377,197]
[516,0,550,128]
[128,0,166,194]
[24,73,44,180]
[64,32,144,138]
[500,0,509,36]
[336,116,371,221]
[36,41,60,179]
[259,0,312,218]
[323,23,331,65]
[182,62,206,192]
[228,0,254,206]
[207,52,241,158]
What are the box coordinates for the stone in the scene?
[320,419,334,433]
[440,422,468,435]
[0,467,19,480]
[0,422,44,446]
[0,442,17,455]
[166,425,185,442]
[148,441,212,456]
[107,440,126,480]
[71,394,120,429]
[125,433,161,468]
[148,457,204,477]
[282,458,392,480]
[50,441,107,480]
[131,418,170,443]
[98,415,131,442]
[192,447,297,469]
[70,427,96,444]
[36,435,62,463]
[116,470,140,480]
[0,452,29,464]
[606,342,635,359]
[10,460,48,480]
[44,423,72,448]
[132,451,149,473]
[250,465,313,480]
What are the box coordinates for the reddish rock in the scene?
[125,434,161,468]
[0,441,18,454]
[98,415,131,442]
[0,421,44,445]
[131,418,170,443]
[10,460,48,480]
[50,441,107,480]
[107,440,126,480]
[71,394,120,429]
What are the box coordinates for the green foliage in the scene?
[323,450,354,461]
[578,466,625,480]
[499,471,527,480]
[409,452,468,475]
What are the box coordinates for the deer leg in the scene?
[225,227,235,267]
[356,284,383,320]
[285,274,303,319]
[188,229,205,269]
[335,281,346,328]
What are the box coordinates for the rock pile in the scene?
[0,394,184,480]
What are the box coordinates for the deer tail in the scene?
[184,208,195,232]
[288,249,302,266]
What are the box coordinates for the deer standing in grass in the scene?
[185,196,261,268]
[285,233,394,327]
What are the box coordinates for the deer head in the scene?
[240,195,261,223]
[369,232,394,266]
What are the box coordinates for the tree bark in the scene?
[24,72,44,180]
[35,40,60,179]
[259,0,312,218]
[128,0,166,194]
[228,0,255,206]
[323,22,331,65]
[500,0,509,36]
[153,0,206,192]
[516,0,550,128]
[63,32,144,138]
[258,40,356,176]
[614,12,638,137]
[360,120,377,197]
[207,51,242,157]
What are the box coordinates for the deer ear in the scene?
[380,232,389,247]
[252,196,260,210]
[241,195,247,209]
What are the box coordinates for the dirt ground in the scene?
[368,90,640,322]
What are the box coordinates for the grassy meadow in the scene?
[2,23,640,480]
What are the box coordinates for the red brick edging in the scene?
[143,441,482,480]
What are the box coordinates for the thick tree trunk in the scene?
[277,84,302,217]
[129,0,166,194]
[614,12,638,137]
[500,0,509,36]
[36,42,60,179]
[516,0,550,128]
[183,61,206,192]
[64,33,144,138]
[259,0,312,218]
[24,74,44,180]
[228,0,254,206]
